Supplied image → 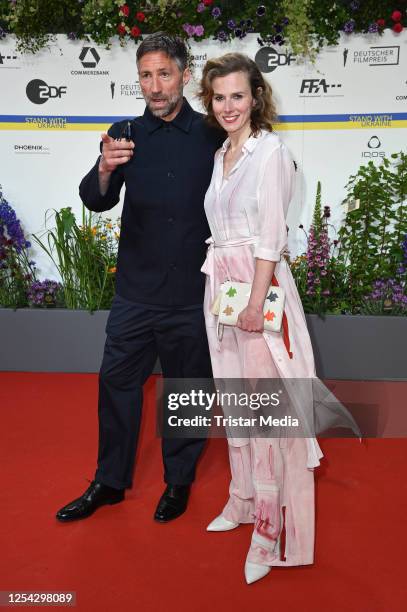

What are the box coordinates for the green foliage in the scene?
[8,0,84,52]
[282,0,315,59]
[312,180,322,235]
[290,154,407,316]
[308,0,346,49]
[0,245,35,309]
[337,153,407,311]
[2,0,407,56]
[81,0,121,47]
[0,0,10,29]
[291,252,350,315]
[0,186,36,309]
[290,181,347,315]
[33,207,120,311]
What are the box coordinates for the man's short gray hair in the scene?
[136,32,188,72]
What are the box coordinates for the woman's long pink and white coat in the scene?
[201,130,323,566]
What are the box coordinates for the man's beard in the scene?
[144,86,183,118]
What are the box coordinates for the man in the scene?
[56,33,223,523]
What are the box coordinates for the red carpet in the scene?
[1,372,406,611]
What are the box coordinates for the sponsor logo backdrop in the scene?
[0,32,406,278]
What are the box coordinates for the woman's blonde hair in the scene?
[197,52,277,135]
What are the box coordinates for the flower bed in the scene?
[1,150,406,316]
[0,1,406,56]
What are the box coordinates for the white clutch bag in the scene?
[212,280,286,340]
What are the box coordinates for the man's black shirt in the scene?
[79,99,224,306]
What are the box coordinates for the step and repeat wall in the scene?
[0,32,406,278]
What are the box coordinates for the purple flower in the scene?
[282,17,289,26]
[256,5,266,17]
[235,28,246,39]
[217,30,227,42]
[27,279,62,308]
[305,213,332,297]
[368,22,379,33]
[227,19,236,30]
[0,191,30,253]
[212,6,221,19]
[343,20,356,33]
[350,1,359,10]
[194,24,205,37]
[182,23,196,37]
[366,278,407,311]
[67,32,77,40]
[197,2,205,12]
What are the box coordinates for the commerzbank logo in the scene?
[343,45,400,67]
[79,47,100,68]
[71,47,109,76]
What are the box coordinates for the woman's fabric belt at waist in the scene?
[205,236,258,249]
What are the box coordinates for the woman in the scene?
[198,53,347,584]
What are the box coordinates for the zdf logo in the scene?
[26,79,67,104]
[255,47,296,73]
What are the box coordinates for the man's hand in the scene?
[98,132,134,196]
[99,132,134,174]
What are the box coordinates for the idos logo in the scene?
[26,79,67,104]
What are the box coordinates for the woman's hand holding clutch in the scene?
[236,304,265,333]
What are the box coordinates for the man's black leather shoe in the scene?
[56,480,125,522]
[154,485,191,523]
